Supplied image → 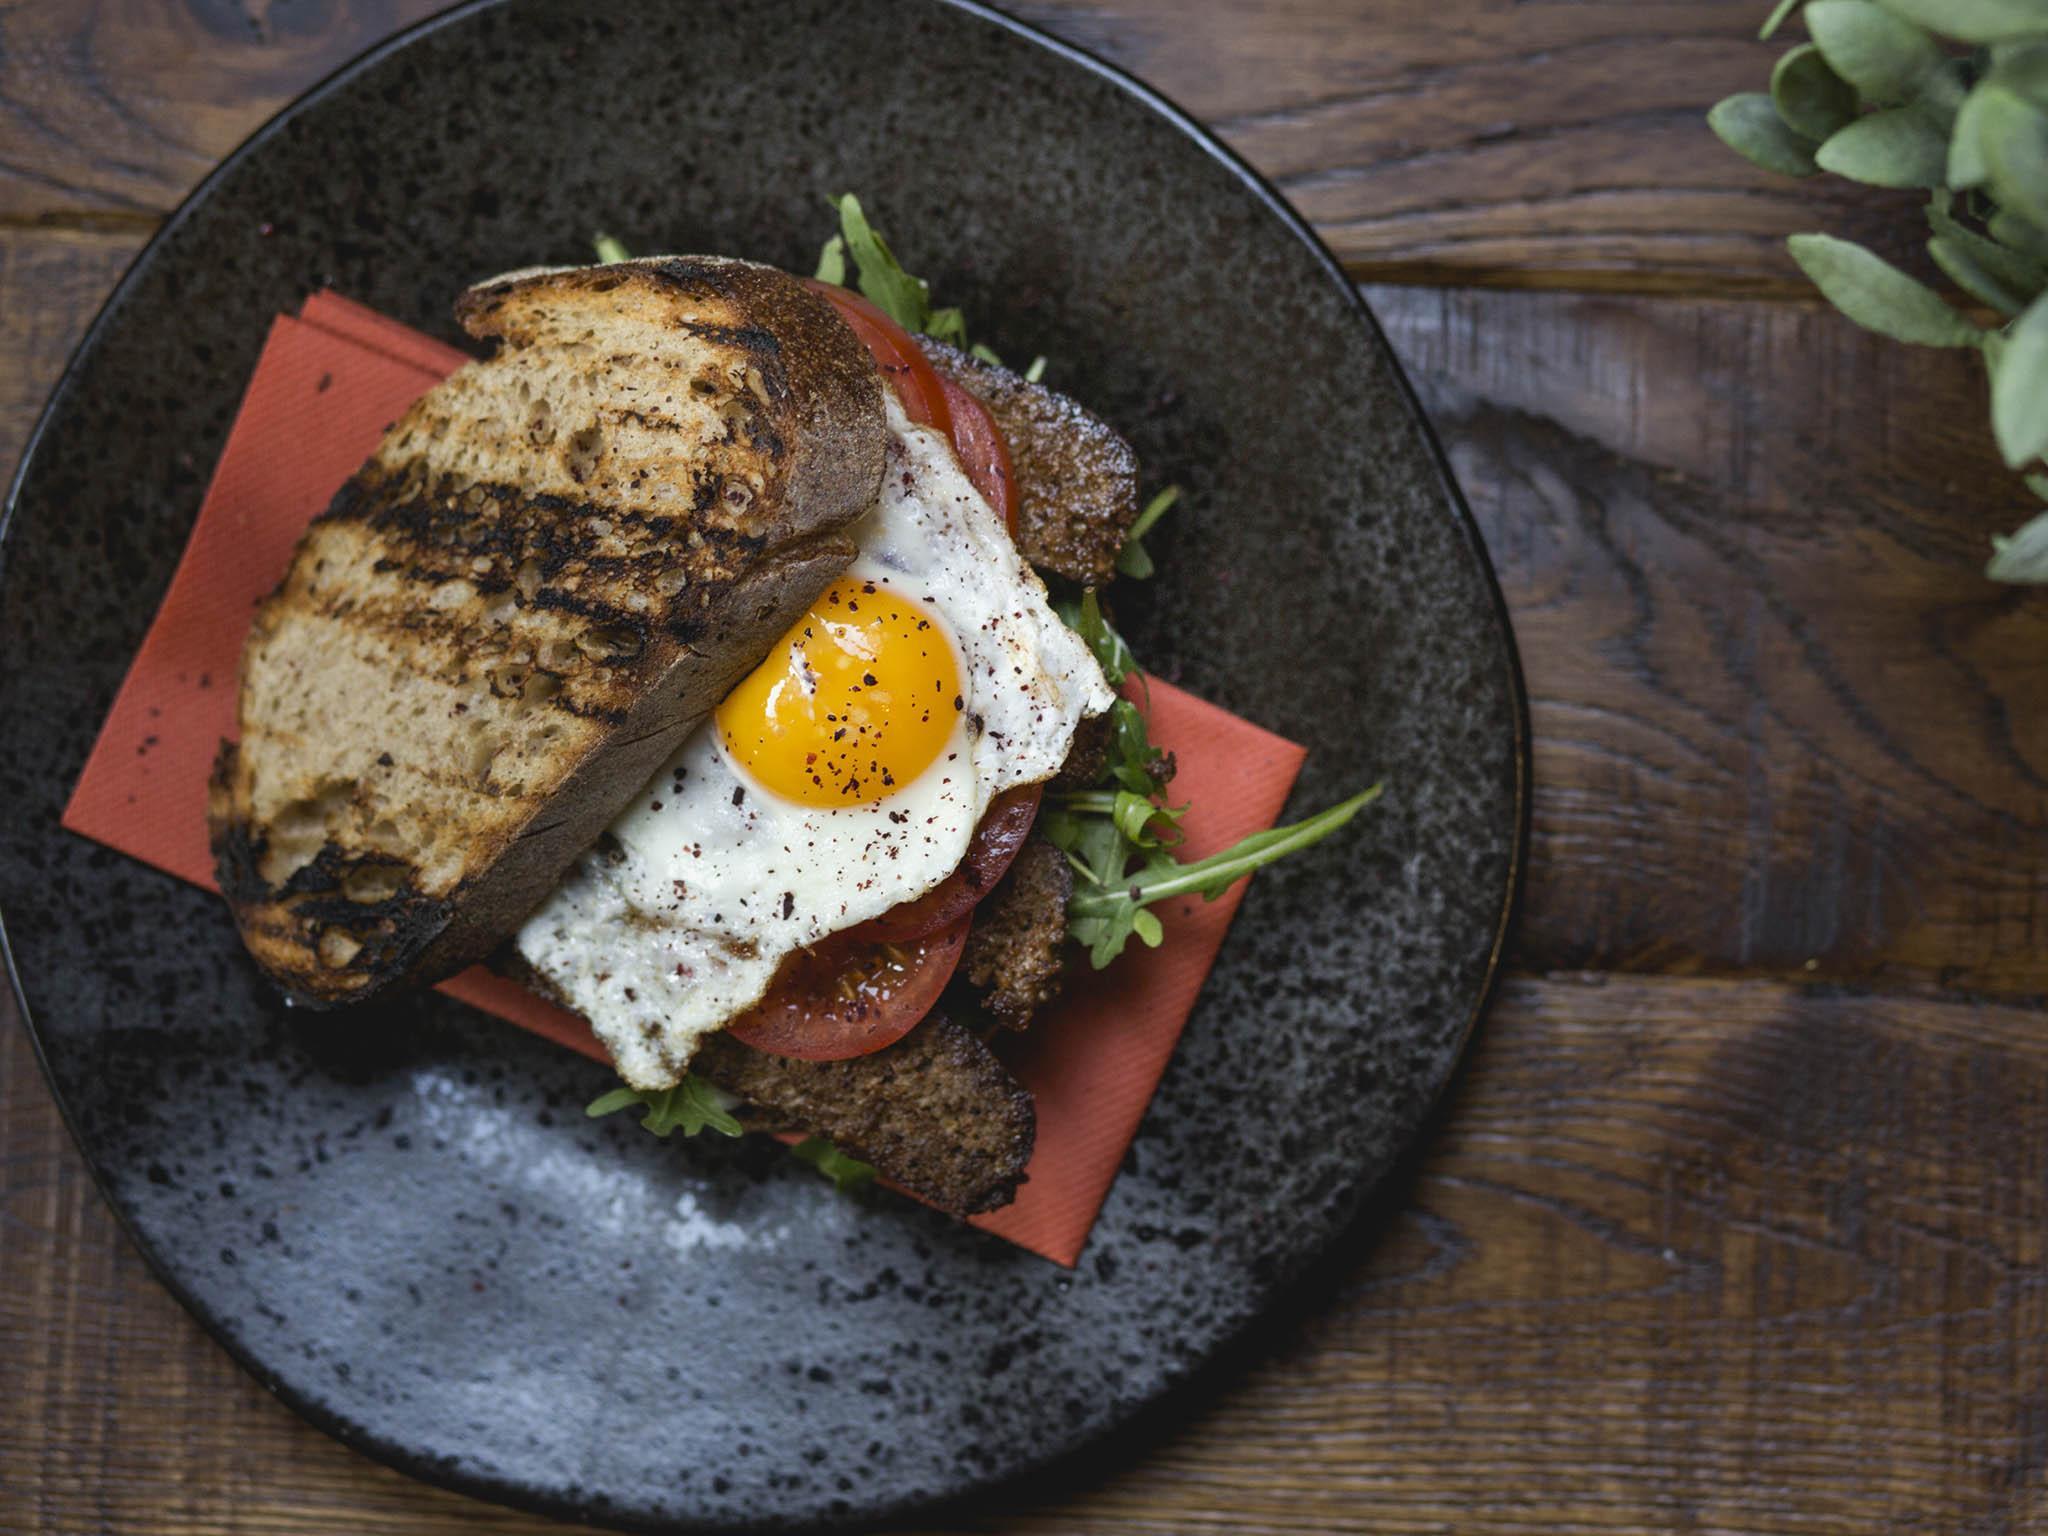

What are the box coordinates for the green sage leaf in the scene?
[1877,0,2048,45]
[1951,85,1995,187]
[1928,199,2046,310]
[1931,235,2031,313]
[1920,58,1971,129]
[1761,0,1807,41]
[1817,106,1952,185]
[1991,293,2048,466]
[1788,232,1983,345]
[1991,208,2048,263]
[593,233,631,264]
[2027,472,2048,500]
[1709,93,1819,175]
[1990,40,2048,107]
[1974,87,2048,233]
[1808,1,1947,103]
[1986,507,2048,582]
[1773,44,1859,141]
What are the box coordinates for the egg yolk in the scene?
[717,577,961,805]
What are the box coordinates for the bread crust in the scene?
[210,258,886,1007]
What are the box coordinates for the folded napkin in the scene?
[62,293,1307,1266]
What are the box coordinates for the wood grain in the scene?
[0,224,146,480]
[13,976,2048,1534]
[1367,285,2048,994]
[0,0,1915,296]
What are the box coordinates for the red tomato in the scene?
[804,280,953,438]
[937,375,1019,537]
[726,917,970,1061]
[853,784,1043,943]
[805,278,1019,538]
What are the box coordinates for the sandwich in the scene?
[209,198,1375,1216]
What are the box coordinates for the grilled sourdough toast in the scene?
[209,257,887,1007]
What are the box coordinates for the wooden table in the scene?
[6,3,2045,1531]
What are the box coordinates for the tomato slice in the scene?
[853,784,1043,944]
[938,374,1019,537]
[726,916,970,1061]
[805,278,1018,538]
[804,280,953,438]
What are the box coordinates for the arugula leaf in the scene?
[1065,788,1383,968]
[586,1077,743,1139]
[821,195,1049,378]
[791,1137,878,1194]
[924,305,970,349]
[1049,541,1380,969]
[830,193,934,333]
[1116,485,1182,579]
[813,233,846,285]
[1051,589,1136,686]
[593,233,632,264]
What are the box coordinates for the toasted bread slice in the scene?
[960,834,1074,1031]
[210,257,886,1007]
[922,340,1140,586]
[701,1020,1035,1216]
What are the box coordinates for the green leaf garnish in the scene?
[1051,589,1136,686]
[818,196,1053,378]
[813,233,846,285]
[593,233,632,265]
[586,1077,743,1139]
[829,193,935,333]
[791,1137,878,1194]
[1049,550,1379,970]
[923,305,969,348]
[1115,485,1182,580]
[1065,788,1383,969]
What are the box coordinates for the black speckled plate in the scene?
[0,1,1525,1528]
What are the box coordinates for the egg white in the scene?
[516,395,1114,1089]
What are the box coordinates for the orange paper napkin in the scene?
[62,293,1306,1267]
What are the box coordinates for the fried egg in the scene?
[516,395,1113,1088]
